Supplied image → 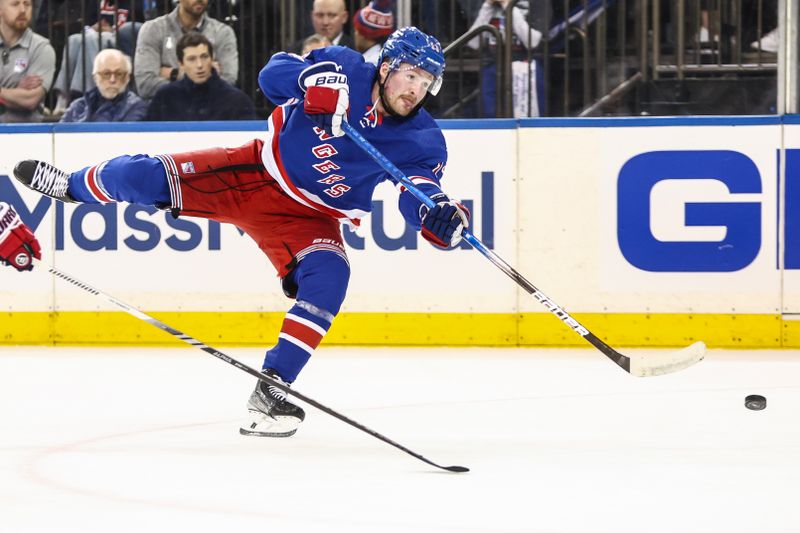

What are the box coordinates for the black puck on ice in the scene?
[744,394,767,410]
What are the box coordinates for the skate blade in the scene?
[239,410,301,438]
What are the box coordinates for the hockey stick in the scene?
[342,121,705,377]
[34,259,468,473]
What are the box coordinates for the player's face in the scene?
[93,54,130,100]
[181,44,213,84]
[311,0,347,40]
[0,0,33,32]
[379,62,436,116]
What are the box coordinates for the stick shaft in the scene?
[341,122,631,373]
[37,259,468,473]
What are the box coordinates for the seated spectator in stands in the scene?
[0,0,55,123]
[352,0,394,65]
[60,48,147,122]
[301,33,330,55]
[289,0,352,53]
[135,0,238,100]
[52,0,143,113]
[145,32,255,121]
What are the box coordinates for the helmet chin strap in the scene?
[377,70,428,119]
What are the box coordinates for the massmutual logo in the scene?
[0,171,496,253]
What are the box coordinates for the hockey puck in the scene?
[744,394,767,411]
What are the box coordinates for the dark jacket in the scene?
[145,71,257,121]
[60,87,149,122]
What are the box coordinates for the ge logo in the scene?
[617,150,762,272]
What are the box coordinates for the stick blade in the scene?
[628,341,706,377]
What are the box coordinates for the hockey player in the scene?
[12,27,469,438]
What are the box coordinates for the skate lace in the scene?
[30,162,69,198]
[268,384,288,402]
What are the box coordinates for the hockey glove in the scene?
[302,66,349,137]
[421,199,470,248]
[0,202,41,272]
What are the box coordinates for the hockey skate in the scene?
[240,369,305,437]
[13,160,76,203]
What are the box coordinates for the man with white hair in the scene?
[60,48,148,122]
[51,0,143,114]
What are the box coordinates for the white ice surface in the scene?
[1,346,799,533]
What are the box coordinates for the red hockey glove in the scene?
[0,202,41,272]
[302,66,349,137]
[421,199,470,248]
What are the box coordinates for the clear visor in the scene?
[390,62,443,96]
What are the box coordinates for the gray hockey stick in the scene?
[342,121,705,377]
[34,258,468,473]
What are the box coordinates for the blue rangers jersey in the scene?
[258,46,448,228]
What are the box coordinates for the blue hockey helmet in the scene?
[378,27,445,96]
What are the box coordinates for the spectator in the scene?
[289,0,352,53]
[52,0,143,113]
[60,48,147,122]
[467,0,547,117]
[301,33,330,55]
[145,32,255,121]
[135,0,238,100]
[352,0,394,66]
[0,0,55,123]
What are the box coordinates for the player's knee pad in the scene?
[290,251,350,316]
